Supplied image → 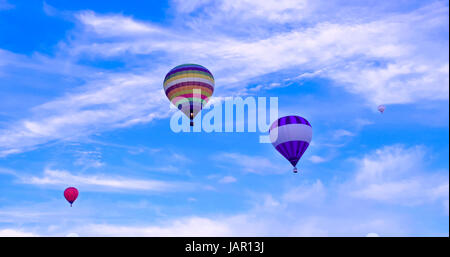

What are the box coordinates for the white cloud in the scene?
[72,212,402,236]
[83,217,233,236]
[0,0,13,10]
[1,144,447,237]
[0,167,17,176]
[213,152,282,174]
[366,232,380,237]
[354,145,424,183]
[282,180,326,204]
[19,168,194,192]
[0,2,447,237]
[331,59,449,105]
[0,48,96,78]
[74,174,410,236]
[1,2,448,157]
[2,144,447,237]
[66,3,448,107]
[73,150,104,169]
[347,145,449,207]
[332,129,355,140]
[308,155,327,163]
[218,0,309,23]
[0,229,37,237]
[171,0,213,14]
[219,176,237,184]
[0,72,170,156]
[354,118,374,128]
[77,11,160,36]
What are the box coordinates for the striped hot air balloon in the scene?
[163,64,215,126]
[269,115,312,173]
[378,105,386,113]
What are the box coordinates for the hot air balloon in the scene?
[378,105,385,113]
[64,187,78,207]
[163,64,215,126]
[269,115,312,173]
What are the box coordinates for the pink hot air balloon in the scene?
[378,105,385,113]
[64,187,79,207]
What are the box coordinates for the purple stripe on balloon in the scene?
[276,143,289,160]
[300,141,310,158]
[284,116,291,126]
[285,144,293,159]
[275,140,309,167]
[293,141,302,158]
[300,142,308,157]
[297,141,306,158]
[176,93,210,100]
[165,66,213,79]
[289,116,296,125]
[270,115,311,130]
[287,140,296,159]
[275,143,290,159]
[300,117,310,126]
[165,82,214,95]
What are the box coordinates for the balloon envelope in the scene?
[163,64,215,126]
[64,187,79,207]
[269,115,312,172]
[378,105,385,113]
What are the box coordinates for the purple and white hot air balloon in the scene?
[269,115,312,173]
[378,105,385,114]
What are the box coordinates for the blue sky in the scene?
[0,0,448,236]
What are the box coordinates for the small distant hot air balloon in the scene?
[64,187,78,207]
[163,64,215,126]
[378,105,385,114]
[269,115,312,173]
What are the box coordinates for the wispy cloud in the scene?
[0,229,37,237]
[0,0,447,238]
[67,2,449,105]
[18,168,195,193]
[1,1,448,157]
[346,145,449,210]
[77,11,162,36]
[0,72,170,156]
[213,152,283,174]
[0,0,13,10]
[282,180,326,204]
[73,150,104,169]
[308,155,327,163]
[82,217,233,236]
[219,176,237,184]
[332,129,355,140]
[0,48,97,78]
[0,144,447,236]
